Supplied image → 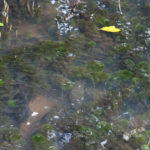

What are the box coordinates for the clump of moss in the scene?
[48,146,58,150]
[73,125,98,149]
[114,43,132,54]
[34,40,67,60]
[113,70,133,81]
[88,41,96,47]
[141,4,150,16]
[94,15,111,26]
[96,121,111,133]
[76,126,95,138]
[141,144,150,150]
[134,23,146,33]
[86,61,105,72]
[77,19,97,37]
[69,61,110,83]
[41,124,54,135]
[86,71,110,83]
[71,120,112,149]
[116,119,129,129]
[32,133,48,150]
[1,127,21,143]
[0,116,10,126]
[123,59,135,70]
[132,77,140,84]
[146,37,150,47]
[130,134,147,148]
[32,125,57,150]
[0,79,4,85]
[7,99,16,108]
[135,61,150,82]
[50,74,73,90]
[131,17,141,24]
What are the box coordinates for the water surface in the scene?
[0,0,150,150]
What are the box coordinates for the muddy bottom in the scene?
[20,96,55,138]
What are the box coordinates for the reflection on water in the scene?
[0,0,150,150]
[51,0,86,35]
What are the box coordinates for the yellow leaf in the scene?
[0,22,4,26]
[98,26,121,32]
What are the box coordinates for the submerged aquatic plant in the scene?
[0,79,4,85]
[141,144,150,150]
[50,74,73,90]
[88,41,96,47]
[48,146,57,150]
[7,100,16,108]
[135,61,150,82]
[113,69,133,81]
[32,133,47,149]
[96,121,111,133]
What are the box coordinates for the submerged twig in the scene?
[118,0,123,14]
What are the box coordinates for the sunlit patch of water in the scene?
[50,0,87,35]
[101,139,107,148]
[97,0,106,9]
[58,132,72,145]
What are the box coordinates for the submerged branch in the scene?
[118,0,123,14]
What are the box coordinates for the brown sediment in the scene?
[20,96,55,138]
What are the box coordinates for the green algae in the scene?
[134,23,146,33]
[32,124,57,150]
[32,133,48,150]
[41,124,54,135]
[123,59,135,70]
[0,116,10,126]
[0,0,150,150]
[142,144,150,150]
[113,70,133,82]
[88,41,96,47]
[0,79,4,85]
[50,74,73,90]
[0,127,25,149]
[94,15,111,27]
[48,146,58,150]
[86,61,105,72]
[4,128,21,142]
[117,119,129,129]
[114,43,132,54]
[96,121,111,133]
[69,61,110,84]
[132,77,140,84]
[130,134,147,148]
[7,99,16,108]
[135,61,150,83]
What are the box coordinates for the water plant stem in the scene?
[118,0,123,14]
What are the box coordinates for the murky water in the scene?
[0,0,150,150]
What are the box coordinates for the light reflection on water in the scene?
[51,0,80,35]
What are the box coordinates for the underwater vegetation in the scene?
[69,60,110,84]
[31,123,57,150]
[0,0,150,150]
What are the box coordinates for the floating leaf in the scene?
[98,26,120,32]
[0,22,4,26]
